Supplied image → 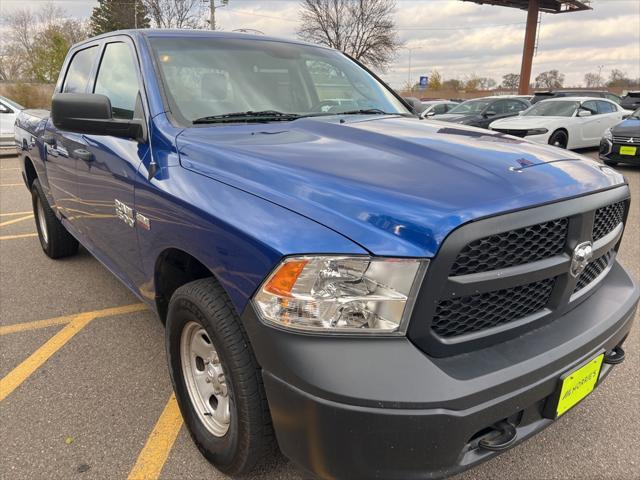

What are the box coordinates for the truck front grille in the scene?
[573,250,614,294]
[593,201,625,241]
[450,218,568,275]
[432,278,554,338]
[408,189,629,356]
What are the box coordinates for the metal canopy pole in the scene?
[518,0,540,94]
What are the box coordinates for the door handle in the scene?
[73,149,94,162]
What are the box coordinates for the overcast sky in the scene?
[1,0,638,88]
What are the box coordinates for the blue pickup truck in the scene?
[15,30,638,479]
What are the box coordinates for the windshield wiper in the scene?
[334,108,394,116]
[193,110,301,124]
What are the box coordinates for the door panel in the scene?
[44,45,100,226]
[577,101,603,146]
[77,40,147,275]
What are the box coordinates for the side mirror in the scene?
[426,111,436,117]
[577,109,592,117]
[51,93,146,142]
[485,110,497,117]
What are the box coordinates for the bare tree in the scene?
[297,0,402,71]
[584,72,603,88]
[501,73,520,90]
[534,69,565,89]
[143,0,203,28]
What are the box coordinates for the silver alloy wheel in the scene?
[180,321,230,437]
[37,197,48,244]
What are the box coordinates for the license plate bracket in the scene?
[619,145,637,156]
[543,352,604,419]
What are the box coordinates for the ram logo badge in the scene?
[571,241,593,278]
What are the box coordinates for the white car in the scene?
[489,97,631,149]
[0,95,24,151]
[420,100,459,118]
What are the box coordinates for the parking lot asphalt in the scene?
[0,150,638,480]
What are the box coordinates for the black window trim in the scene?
[56,33,151,126]
[60,44,101,95]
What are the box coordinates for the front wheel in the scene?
[548,130,568,149]
[165,278,275,476]
[31,179,79,259]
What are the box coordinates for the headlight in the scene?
[525,128,548,136]
[603,128,613,141]
[252,256,427,334]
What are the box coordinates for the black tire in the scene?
[165,278,275,476]
[548,130,568,149]
[31,179,79,259]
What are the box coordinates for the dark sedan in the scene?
[621,92,640,111]
[600,108,640,166]
[430,97,530,129]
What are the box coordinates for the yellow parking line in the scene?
[0,214,33,228]
[128,394,184,480]
[0,211,32,217]
[0,304,147,401]
[0,233,38,240]
[0,183,23,187]
[0,303,147,336]
[0,167,20,171]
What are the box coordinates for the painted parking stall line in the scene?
[0,214,33,228]
[0,304,146,401]
[0,233,38,241]
[128,394,184,480]
[0,303,147,335]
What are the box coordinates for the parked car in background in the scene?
[0,95,24,151]
[420,100,459,118]
[621,91,640,111]
[403,96,427,114]
[531,90,622,105]
[490,97,629,149]
[600,108,640,166]
[431,96,530,128]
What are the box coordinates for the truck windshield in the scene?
[149,37,409,123]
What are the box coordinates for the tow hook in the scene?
[603,345,625,365]
[478,420,518,452]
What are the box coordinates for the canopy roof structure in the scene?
[462,0,593,94]
[462,0,591,14]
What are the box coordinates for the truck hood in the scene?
[176,115,624,257]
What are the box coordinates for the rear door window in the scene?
[63,46,99,93]
[596,101,616,114]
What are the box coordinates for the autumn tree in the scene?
[297,0,402,70]
[607,69,638,88]
[501,73,520,90]
[428,70,442,89]
[534,69,565,89]
[3,5,89,82]
[90,0,151,35]
[442,78,463,91]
